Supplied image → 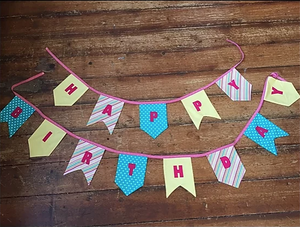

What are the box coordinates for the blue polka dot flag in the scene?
[0,96,35,137]
[244,113,289,155]
[115,154,148,196]
[139,104,168,139]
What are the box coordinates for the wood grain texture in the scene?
[0,1,299,226]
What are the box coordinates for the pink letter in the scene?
[173,165,184,178]
[128,163,136,176]
[65,83,78,95]
[271,87,283,95]
[150,111,158,122]
[10,107,22,118]
[193,100,202,111]
[255,126,268,138]
[228,79,239,90]
[81,151,92,165]
[42,131,52,142]
[102,104,112,116]
[220,156,231,169]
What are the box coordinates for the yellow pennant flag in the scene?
[264,77,300,106]
[163,158,196,198]
[53,74,89,106]
[181,90,221,129]
[28,120,66,157]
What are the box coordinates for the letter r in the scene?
[81,151,93,165]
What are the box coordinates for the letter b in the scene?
[11,107,23,118]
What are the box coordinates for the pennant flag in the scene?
[264,76,300,106]
[163,158,196,198]
[86,95,124,134]
[216,68,252,101]
[115,154,148,196]
[181,90,221,129]
[140,104,168,139]
[207,146,246,188]
[244,113,289,155]
[0,96,35,137]
[28,119,66,157]
[53,74,88,106]
[64,140,105,185]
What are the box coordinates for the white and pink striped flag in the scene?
[207,146,246,188]
[216,68,252,101]
[64,140,105,185]
[87,95,125,134]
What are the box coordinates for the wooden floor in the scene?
[0,1,299,226]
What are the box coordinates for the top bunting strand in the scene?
[4,65,296,159]
[47,39,248,106]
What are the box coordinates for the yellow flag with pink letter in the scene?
[53,74,89,106]
[163,157,196,198]
[264,77,300,106]
[28,119,66,157]
[181,90,221,129]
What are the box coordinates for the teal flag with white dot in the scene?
[244,113,289,155]
[115,154,148,196]
[0,96,35,137]
[139,103,168,139]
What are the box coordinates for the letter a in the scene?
[102,104,112,116]
[255,126,268,138]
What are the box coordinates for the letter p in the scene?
[150,111,158,122]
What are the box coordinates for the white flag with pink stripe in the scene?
[64,140,105,185]
[207,146,246,188]
[87,95,125,134]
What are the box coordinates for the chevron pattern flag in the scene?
[207,146,246,188]
[64,140,105,185]
[87,95,125,134]
[216,68,252,101]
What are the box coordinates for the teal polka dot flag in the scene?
[115,154,148,196]
[244,113,289,155]
[140,104,168,139]
[0,96,35,137]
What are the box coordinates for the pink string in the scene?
[45,39,245,104]
[10,68,285,159]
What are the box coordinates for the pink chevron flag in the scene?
[64,140,105,185]
[216,68,252,101]
[87,95,125,134]
[207,146,246,188]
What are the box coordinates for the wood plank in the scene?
[0,1,253,18]
[1,145,299,198]
[0,195,53,226]
[52,178,300,226]
[1,66,299,108]
[125,211,300,226]
[1,42,299,81]
[1,91,299,136]
[1,2,299,38]
[1,117,299,166]
[1,22,299,58]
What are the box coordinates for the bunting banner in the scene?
[207,146,246,188]
[115,154,148,196]
[64,140,105,185]
[86,95,125,134]
[53,74,89,106]
[2,41,299,198]
[140,104,168,139]
[244,113,289,155]
[163,158,196,198]
[28,119,66,157]
[181,90,221,129]
[264,76,300,106]
[216,68,252,101]
[0,96,35,137]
